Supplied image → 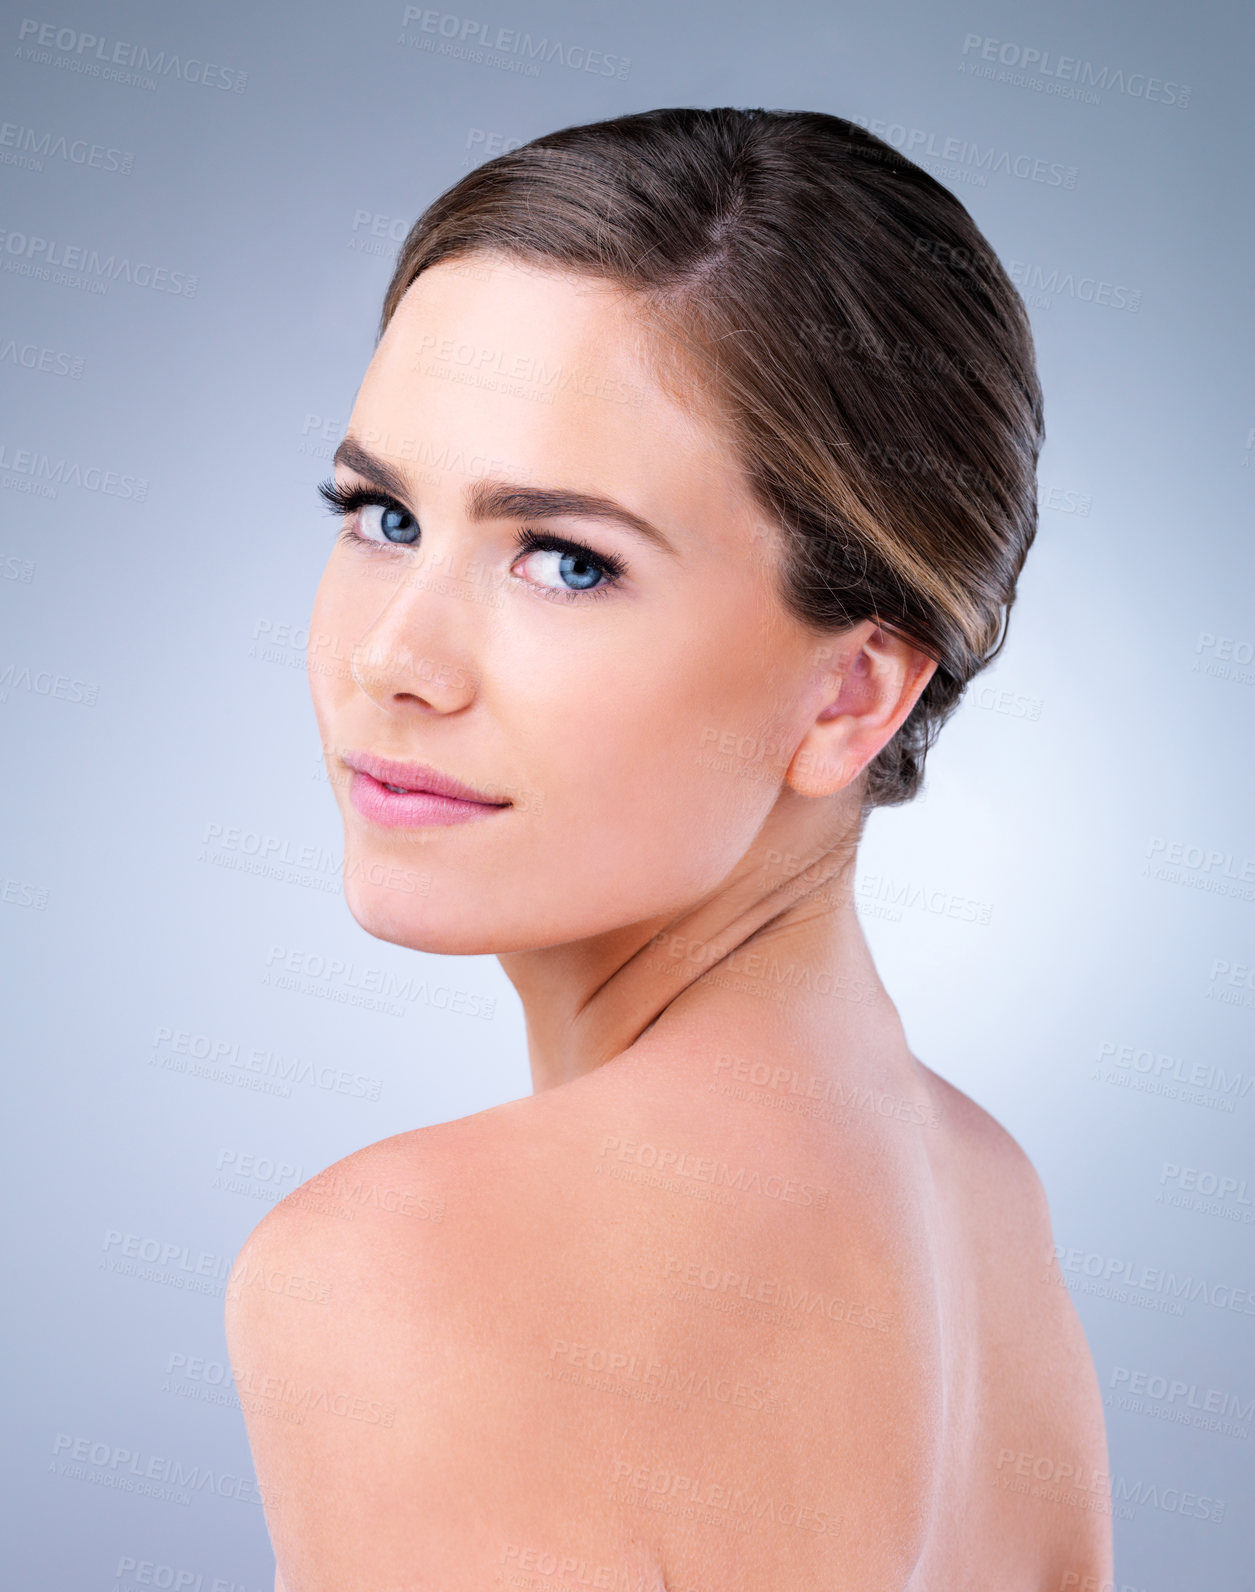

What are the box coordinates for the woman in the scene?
[226,107,1113,1591]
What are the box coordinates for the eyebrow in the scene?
[332,437,679,557]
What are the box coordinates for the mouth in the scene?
[340,750,513,829]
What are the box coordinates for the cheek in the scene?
[500,625,795,888]
[307,561,370,721]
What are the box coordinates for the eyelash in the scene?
[316,478,627,602]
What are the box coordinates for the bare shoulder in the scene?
[224,1113,488,1346]
[915,1058,1056,1233]
[914,1058,1099,1374]
[223,1052,1117,1588]
[914,1060,1114,1582]
[227,1039,921,1334]
[223,1111,528,1589]
[223,1071,946,1588]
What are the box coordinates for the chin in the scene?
[343,872,654,959]
[343,878,494,956]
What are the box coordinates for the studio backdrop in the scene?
[2,1,1251,1588]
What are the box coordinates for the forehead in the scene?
[352,256,756,530]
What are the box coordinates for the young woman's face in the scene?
[310,255,843,954]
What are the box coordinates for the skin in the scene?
[225,256,1114,1592]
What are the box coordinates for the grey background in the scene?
[2,0,1252,1587]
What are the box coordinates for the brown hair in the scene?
[380,107,1044,810]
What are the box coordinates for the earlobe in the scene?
[785,717,860,799]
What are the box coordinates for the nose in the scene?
[349,569,481,715]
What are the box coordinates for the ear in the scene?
[786,623,939,798]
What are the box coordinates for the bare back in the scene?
[226,1028,1112,1592]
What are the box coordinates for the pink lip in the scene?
[342,751,511,830]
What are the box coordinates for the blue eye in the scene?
[317,476,625,603]
[551,549,604,589]
[319,478,420,545]
[511,529,626,601]
[360,500,419,544]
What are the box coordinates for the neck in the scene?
[497,787,884,1094]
